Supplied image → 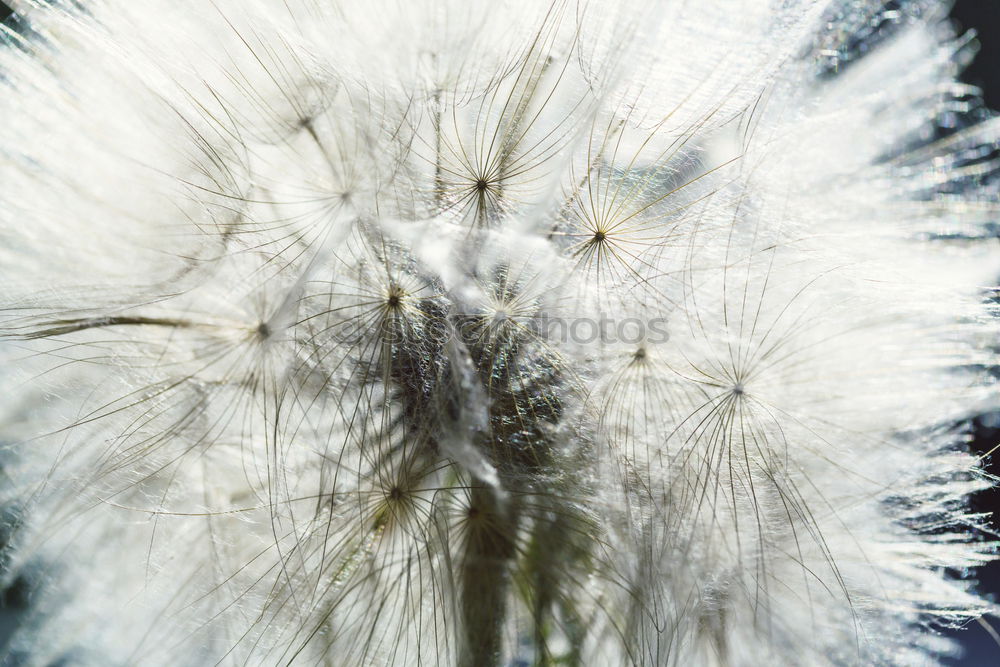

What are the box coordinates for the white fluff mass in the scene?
[0,1,999,665]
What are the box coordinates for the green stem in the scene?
[460,484,519,667]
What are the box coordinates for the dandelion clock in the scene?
[0,1,998,665]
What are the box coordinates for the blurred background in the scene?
[945,5,1000,665]
[0,1,997,664]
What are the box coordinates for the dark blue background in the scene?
[945,6,1000,665]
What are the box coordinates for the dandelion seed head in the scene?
[0,1,998,666]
